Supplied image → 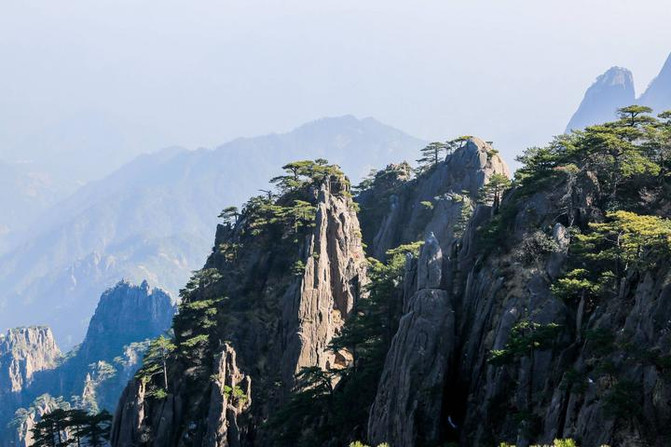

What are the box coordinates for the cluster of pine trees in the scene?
[30,409,111,447]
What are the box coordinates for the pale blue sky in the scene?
[1,0,670,166]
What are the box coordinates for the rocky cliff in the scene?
[111,164,367,445]
[566,52,671,132]
[365,127,671,446]
[0,327,61,400]
[111,122,671,446]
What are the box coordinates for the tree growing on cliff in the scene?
[489,318,561,421]
[136,335,175,397]
[417,142,448,172]
[218,206,240,227]
[75,411,112,447]
[31,408,69,447]
[479,173,511,209]
[575,211,671,274]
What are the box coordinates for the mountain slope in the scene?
[639,52,671,112]
[0,160,76,254]
[0,116,424,347]
[565,67,635,132]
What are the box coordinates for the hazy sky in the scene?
[1,0,670,167]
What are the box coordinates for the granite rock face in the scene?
[204,344,252,447]
[368,233,455,446]
[361,137,509,259]
[281,182,367,385]
[0,327,61,398]
[110,173,367,445]
[79,280,175,363]
[567,53,671,132]
[365,148,671,445]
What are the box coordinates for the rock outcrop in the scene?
[0,327,61,397]
[368,233,456,446]
[364,142,671,446]
[204,344,252,447]
[359,137,509,258]
[281,182,366,384]
[566,66,635,132]
[110,168,367,445]
[567,52,671,132]
[78,280,175,363]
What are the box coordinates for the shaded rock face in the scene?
[110,176,367,446]
[361,137,509,259]
[366,154,671,446]
[566,66,635,132]
[567,53,671,133]
[0,327,61,396]
[39,281,176,413]
[368,234,455,446]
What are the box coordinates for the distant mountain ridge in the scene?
[0,115,425,347]
[566,52,671,131]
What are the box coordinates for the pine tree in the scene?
[136,335,176,397]
[218,206,240,227]
[479,173,511,209]
[77,411,112,447]
[416,142,448,173]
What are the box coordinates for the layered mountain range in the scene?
[566,52,671,131]
[0,116,424,348]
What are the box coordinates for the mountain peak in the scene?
[78,281,175,361]
[566,66,635,132]
[640,52,671,111]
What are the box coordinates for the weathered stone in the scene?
[281,181,367,385]
[417,232,442,290]
[368,288,455,447]
[205,344,252,447]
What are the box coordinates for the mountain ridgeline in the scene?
[111,107,671,446]
[0,116,423,349]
